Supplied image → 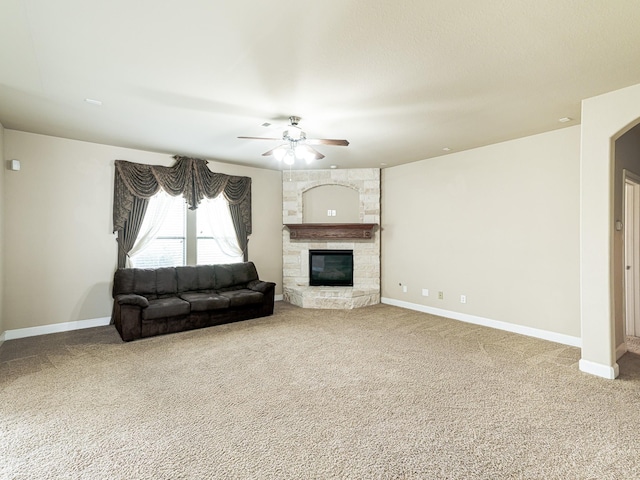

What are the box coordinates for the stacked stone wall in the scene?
[282,169,380,309]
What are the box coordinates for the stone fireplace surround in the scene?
[283,169,380,309]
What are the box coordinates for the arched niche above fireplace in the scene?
[302,185,359,223]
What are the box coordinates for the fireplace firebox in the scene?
[309,250,354,287]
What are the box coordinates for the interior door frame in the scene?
[623,169,640,338]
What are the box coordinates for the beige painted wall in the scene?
[303,184,359,223]
[0,122,4,335]
[2,130,282,331]
[382,125,581,337]
[613,127,640,349]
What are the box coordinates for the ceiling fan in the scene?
[238,116,349,165]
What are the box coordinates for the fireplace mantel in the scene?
[285,223,377,240]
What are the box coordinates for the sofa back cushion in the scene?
[176,266,198,292]
[113,267,178,299]
[233,262,259,285]
[113,263,257,297]
[175,265,216,292]
[156,267,178,296]
[213,264,234,289]
[214,262,259,290]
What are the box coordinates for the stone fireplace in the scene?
[282,169,380,309]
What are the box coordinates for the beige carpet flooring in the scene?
[626,335,640,355]
[2,302,640,479]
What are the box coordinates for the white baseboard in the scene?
[381,297,582,348]
[2,317,111,341]
[275,294,284,302]
[579,359,620,379]
[616,342,628,360]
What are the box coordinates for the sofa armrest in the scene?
[116,294,150,308]
[247,280,275,294]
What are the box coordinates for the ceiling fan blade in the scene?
[305,138,350,146]
[261,148,276,157]
[237,136,282,141]
[307,146,325,160]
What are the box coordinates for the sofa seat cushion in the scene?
[179,292,230,312]
[141,297,191,320]
[219,289,264,307]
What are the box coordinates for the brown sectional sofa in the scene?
[112,262,275,341]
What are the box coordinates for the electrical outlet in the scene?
[327,209,332,217]
[438,291,444,300]
[460,295,467,304]
[402,285,408,293]
[422,288,429,297]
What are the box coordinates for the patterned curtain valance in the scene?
[113,155,252,236]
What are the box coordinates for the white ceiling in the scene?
[1,0,640,170]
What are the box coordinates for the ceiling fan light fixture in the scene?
[273,145,288,161]
[283,149,296,166]
[294,145,316,164]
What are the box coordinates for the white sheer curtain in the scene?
[127,190,176,267]
[199,194,243,261]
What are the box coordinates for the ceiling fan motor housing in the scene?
[284,116,305,141]
[283,128,305,142]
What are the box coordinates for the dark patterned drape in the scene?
[116,196,149,268]
[113,156,252,267]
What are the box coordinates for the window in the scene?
[130,192,243,268]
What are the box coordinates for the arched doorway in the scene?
[615,127,640,360]
[580,83,640,379]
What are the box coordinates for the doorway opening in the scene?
[624,170,640,354]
